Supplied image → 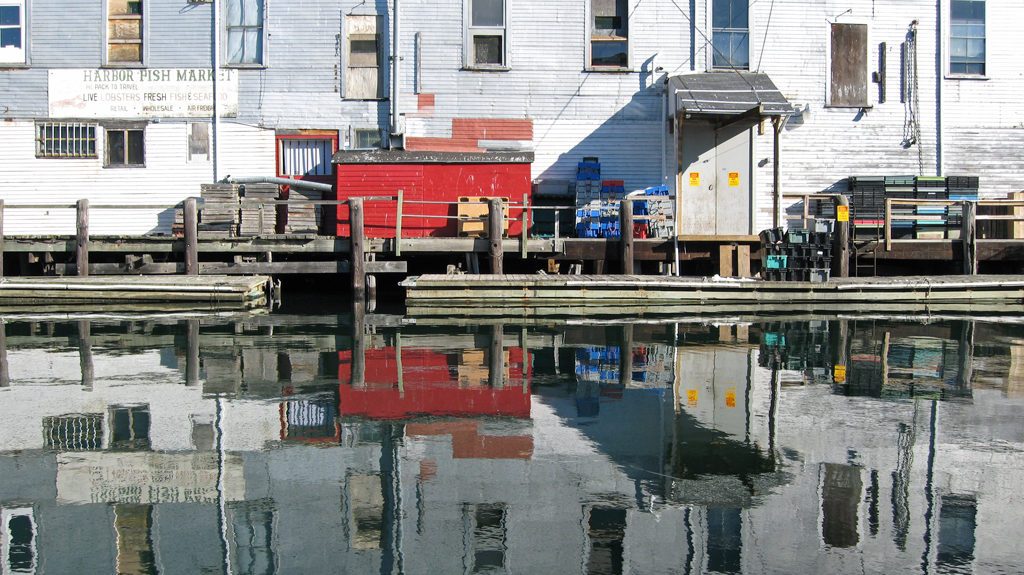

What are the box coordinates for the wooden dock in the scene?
[0,275,271,310]
[401,274,1024,316]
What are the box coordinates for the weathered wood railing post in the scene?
[488,198,504,274]
[520,193,529,258]
[835,195,851,278]
[962,200,977,275]
[185,319,200,386]
[350,197,366,304]
[620,198,634,274]
[76,199,89,276]
[184,198,199,275]
[0,199,5,280]
[395,189,404,256]
[489,323,504,389]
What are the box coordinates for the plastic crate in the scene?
[766,255,788,269]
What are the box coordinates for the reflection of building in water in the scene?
[0,317,1021,573]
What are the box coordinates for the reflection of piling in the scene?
[186,319,200,386]
[520,327,529,393]
[351,305,366,388]
[957,321,975,393]
[619,324,633,388]
[78,320,94,389]
[489,324,504,389]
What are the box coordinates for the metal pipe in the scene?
[222,176,334,192]
[935,9,943,177]
[390,0,402,146]
[212,0,220,182]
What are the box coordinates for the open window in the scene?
[465,0,507,69]
[589,0,628,69]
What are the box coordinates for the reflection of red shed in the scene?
[337,347,532,419]
[333,150,533,238]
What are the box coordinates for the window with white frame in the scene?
[829,23,868,107]
[345,15,383,99]
[466,0,506,68]
[36,122,98,159]
[226,0,264,65]
[712,0,748,69]
[104,125,146,168]
[107,0,143,64]
[950,0,984,75]
[0,0,25,64]
[279,137,334,176]
[590,0,628,69]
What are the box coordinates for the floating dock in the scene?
[0,275,271,310]
[401,274,1024,317]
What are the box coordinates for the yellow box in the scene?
[457,196,509,237]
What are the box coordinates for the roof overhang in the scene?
[669,72,793,127]
[333,149,534,165]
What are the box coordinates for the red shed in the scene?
[333,150,534,238]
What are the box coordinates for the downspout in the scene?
[390,0,403,148]
[935,1,943,176]
[212,0,220,182]
[665,76,680,276]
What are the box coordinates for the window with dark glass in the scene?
[468,0,505,67]
[950,0,984,75]
[0,1,25,64]
[590,0,628,68]
[712,0,748,69]
[105,127,146,168]
[109,405,151,449]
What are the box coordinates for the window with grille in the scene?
[279,138,333,176]
[0,0,25,64]
[108,0,143,64]
[43,414,103,451]
[36,122,98,159]
[950,0,984,75]
[590,0,628,69]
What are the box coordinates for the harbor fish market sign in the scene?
[48,68,238,118]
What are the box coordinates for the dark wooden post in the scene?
[835,195,851,278]
[76,199,89,276]
[78,320,94,389]
[0,199,5,279]
[488,198,504,274]
[620,199,634,274]
[489,323,504,389]
[185,319,200,386]
[0,321,8,388]
[350,197,366,303]
[184,198,199,275]
[962,200,977,275]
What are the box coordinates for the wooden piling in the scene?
[835,195,851,278]
[0,321,8,388]
[620,199,634,274]
[76,199,89,276]
[488,198,504,274]
[350,197,366,303]
[962,201,978,275]
[0,199,5,280]
[78,320,94,389]
[184,198,199,275]
[489,323,504,389]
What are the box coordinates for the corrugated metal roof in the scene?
[670,72,793,116]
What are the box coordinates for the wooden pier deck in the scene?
[401,274,1024,316]
[0,275,271,310]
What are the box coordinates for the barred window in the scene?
[43,414,103,451]
[36,122,98,158]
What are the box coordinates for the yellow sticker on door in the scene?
[728,172,740,187]
[689,172,700,186]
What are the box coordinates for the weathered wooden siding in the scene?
[0,121,274,235]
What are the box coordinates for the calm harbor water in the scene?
[0,308,1022,574]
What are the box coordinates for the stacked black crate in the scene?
[885,175,916,239]
[846,176,885,239]
[759,226,832,282]
[946,175,979,238]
